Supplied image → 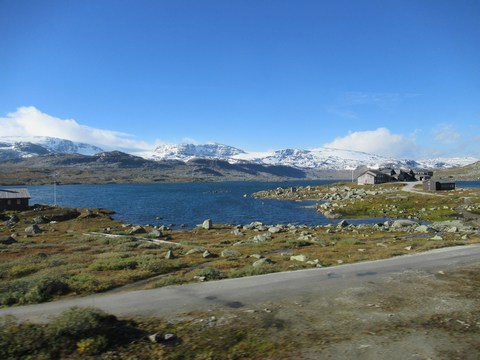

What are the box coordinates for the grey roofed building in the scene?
[0,188,31,211]
[357,170,392,185]
[423,179,455,191]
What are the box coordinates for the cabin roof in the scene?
[424,179,455,184]
[0,188,31,199]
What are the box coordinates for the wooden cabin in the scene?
[415,169,434,181]
[357,170,392,185]
[423,179,456,191]
[0,188,31,211]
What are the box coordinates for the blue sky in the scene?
[1,0,479,159]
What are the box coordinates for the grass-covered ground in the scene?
[255,181,480,221]
[1,181,479,307]
[2,182,480,359]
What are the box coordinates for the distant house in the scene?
[423,179,455,191]
[395,169,416,182]
[0,188,31,211]
[357,170,392,185]
[358,168,421,185]
[415,169,434,181]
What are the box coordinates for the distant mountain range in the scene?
[141,143,478,170]
[0,136,102,159]
[1,136,478,170]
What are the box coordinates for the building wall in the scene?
[0,198,29,211]
[423,180,455,191]
[358,173,375,185]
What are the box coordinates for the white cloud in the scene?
[431,124,460,144]
[0,106,158,151]
[323,128,417,158]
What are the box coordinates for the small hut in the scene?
[0,188,31,211]
[423,179,455,191]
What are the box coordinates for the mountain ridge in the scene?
[0,136,478,170]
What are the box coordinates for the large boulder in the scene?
[290,254,308,262]
[221,249,242,258]
[25,224,41,234]
[0,235,17,245]
[45,210,81,222]
[33,216,48,224]
[202,219,213,230]
[128,225,146,235]
[391,220,419,229]
[253,258,273,267]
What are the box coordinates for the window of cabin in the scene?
[17,199,21,205]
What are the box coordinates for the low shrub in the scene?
[195,267,224,280]
[89,257,138,271]
[0,307,144,358]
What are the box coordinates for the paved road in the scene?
[2,244,480,322]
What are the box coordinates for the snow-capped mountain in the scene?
[231,147,420,170]
[416,157,480,169]
[143,144,421,170]
[1,136,478,171]
[148,143,246,161]
[0,136,103,159]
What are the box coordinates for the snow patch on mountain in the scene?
[145,143,424,170]
[231,147,419,170]
[148,143,246,161]
[416,157,480,169]
[0,136,103,159]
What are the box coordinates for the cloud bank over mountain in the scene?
[0,107,157,152]
[323,128,418,159]
[0,106,475,160]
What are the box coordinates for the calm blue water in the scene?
[14,181,480,229]
[22,180,339,228]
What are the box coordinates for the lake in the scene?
[18,180,480,229]
[23,180,343,228]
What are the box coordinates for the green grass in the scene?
[1,192,479,306]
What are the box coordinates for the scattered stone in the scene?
[148,333,177,344]
[221,249,242,258]
[148,333,160,343]
[165,250,175,259]
[32,216,48,224]
[25,224,41,234]
[404,245,412,251]
[186,247,207,255]
[202,219,213,230]
[163,333,177,342]
[232,229,244,236]
[414,225,433,233]
[431,235,443,241]
[391,220,419,229]
[0,235,17,245]
[290,254,307,262]
[128,225,146,235]
[268,226,282,234]
[337,259,344,264]
[203,250,215,258]
[149,229,162,238]
[306,259,321,267]
[194,276,206,282]
[46,210,81,222]
[337,220,349,228]
[250,254,263,259]
[253,258,273,267]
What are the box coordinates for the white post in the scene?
[53,172,58,206]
